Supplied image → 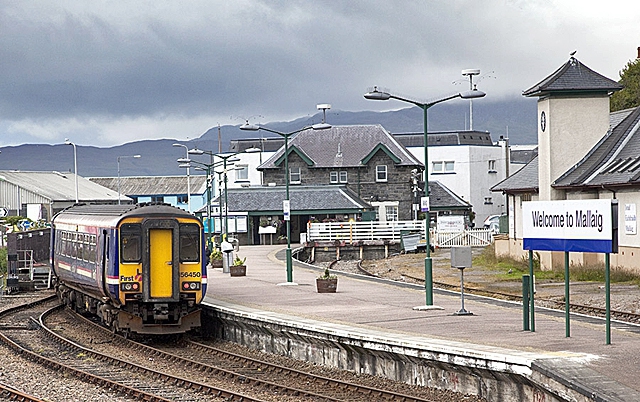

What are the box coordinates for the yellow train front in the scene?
[50,203,207,336]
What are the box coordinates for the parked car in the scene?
[483,214,504,233]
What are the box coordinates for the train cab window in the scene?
[120,224,142,263]
[179,224,200,263]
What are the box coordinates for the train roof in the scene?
[52,203,197,228]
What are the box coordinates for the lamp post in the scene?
[117,154,141,204]
[179,159,217,250]
[189,149,241,241]
[364,86,485,306]
[240,118,331,284]
[64,139,78,204]
[173,143,191,212]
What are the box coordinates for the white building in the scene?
[395,131,508,226]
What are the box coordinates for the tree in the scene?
[611,58,640,112]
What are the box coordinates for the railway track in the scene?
[0,296,260,402]
[365,265,640,324]
[60,308,445,402]
[0,380,46,402]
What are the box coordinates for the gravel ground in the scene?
[0,292,138,402]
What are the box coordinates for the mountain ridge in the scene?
[0,97,537,177]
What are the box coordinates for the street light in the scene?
[189,149,242,242]
[181,159,216,250]
[173,143,191,212]
[117,154,141,204]
[364,86,485,306]
[240,117,332,284]
[64,139,78,204]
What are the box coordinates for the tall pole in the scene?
[117,156,122,205]
[173,143,191,212]
[240,118,332,284]
[223,158,230,241]
[364,86,485,307]
[422,105,433,305]
[65,139,78,203]
[117,154,141,205]
[284,133,293,283]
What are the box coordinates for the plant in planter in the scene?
[316,268,337,293]
[230,255,247,277]
[210,249,223,268]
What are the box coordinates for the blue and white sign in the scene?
[522,199,617,253]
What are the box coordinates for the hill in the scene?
[0,97,536,177]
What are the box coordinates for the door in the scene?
[149,229,173,298]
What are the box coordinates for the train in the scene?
[50,203,207,336]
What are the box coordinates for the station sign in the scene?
[522,199,618,253]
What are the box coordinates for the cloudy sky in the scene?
[1,1,638,147]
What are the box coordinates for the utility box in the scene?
[451,246,472,268]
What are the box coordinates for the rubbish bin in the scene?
[221,240,234,274]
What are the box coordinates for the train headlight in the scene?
[182,282,200,291]
[120,282,141,292]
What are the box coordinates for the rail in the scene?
[307,221,493,248]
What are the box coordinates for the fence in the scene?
[307,221,493,248]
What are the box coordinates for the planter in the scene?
[229,265,246,277]
[211,260,223,268]
[316,278,337,293]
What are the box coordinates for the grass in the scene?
[474,244,640,285]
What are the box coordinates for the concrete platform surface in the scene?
[203,245,640,400]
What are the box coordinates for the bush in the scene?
[0,247,6,276]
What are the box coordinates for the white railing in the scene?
[308,221,425,242]
[307,221,493,248]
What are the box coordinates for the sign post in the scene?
[522,199,618,344]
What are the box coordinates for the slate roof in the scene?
[394,131,494,147]
[553,106,640,189]
[202,185,371,214]
[0,170,122,202]
[510,146,538,165]
[491,155,539,193]
[523,57,622,97]
[491,106,640,194]
[428,181,471,210]
[258,125,422,170]
[89,175,208,196]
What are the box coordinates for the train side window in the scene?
[179,224,200,263]
[120,224,142,263]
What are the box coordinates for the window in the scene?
[235,165,249,181]
[120,224,142,263]
[179,224,200,263]
[330,171,338,183]
[151,195,164,203]
[385,205,399,221]
[376,165,387,182]
[339,171,348,183]
[444,161,455,172]
[484,196,493,205]
[177,195,188,204]
[488,160,497,173]
[433,161,454,173]
[290,167,301,184]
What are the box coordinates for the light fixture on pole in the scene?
[64,139,78,204]
[461,69,481,130]
[364,86,485,307]
[240,112,331,285]
[173,143,191,212]
[117,154,141,204]
[185,160,215,250]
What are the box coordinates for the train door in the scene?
[149,229,173,298]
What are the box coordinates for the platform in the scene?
[203,245,640,402]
